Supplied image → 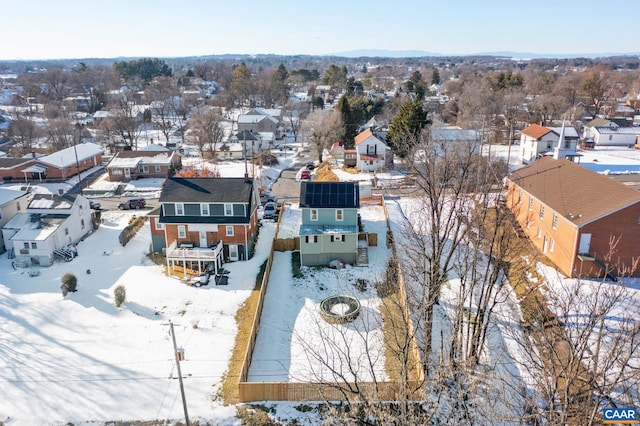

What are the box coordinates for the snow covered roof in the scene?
[28,193,74,210]
[107,150,177,168]
[548,126,579,138]
[430,127,480,142]
[39,142,103,168]
[140,144,170,152]
[237,114,278,125]
[3,213,64,241]
[0,187,28,206]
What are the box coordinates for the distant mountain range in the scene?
[329,49,640,59]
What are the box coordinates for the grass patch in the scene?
[221,259,269,404]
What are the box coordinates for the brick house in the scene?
[298,181,360,266]
[506,157,640,278]
[106,149,181,181]
[157,177,260,276]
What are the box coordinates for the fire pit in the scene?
[320,295,361,324]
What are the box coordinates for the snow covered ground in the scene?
[0,211,275,425]
[248,204,391,383]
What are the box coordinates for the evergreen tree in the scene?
[387,98,429,157]
[431,66,441,85]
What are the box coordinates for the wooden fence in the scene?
[273,237,299,252]
[237,196,426,402]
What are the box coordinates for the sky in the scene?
[1,0,637,60]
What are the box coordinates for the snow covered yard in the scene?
[0,210,275,425]
[247,204,392,383]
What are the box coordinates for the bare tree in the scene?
[44,117,74,151]
[8,113,39,156]
[145,76,179,144]
[188,107,226,159]
[105,90,144,150]
[302,110,343,163]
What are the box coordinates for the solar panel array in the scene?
[300,182,359,208]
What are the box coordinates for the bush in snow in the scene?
[114,285,126,307]
[61,272,78,294]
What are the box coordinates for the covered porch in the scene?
[165,240,224,279]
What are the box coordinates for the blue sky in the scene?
[1,0,636,60]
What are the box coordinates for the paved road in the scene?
[269,146,317,201]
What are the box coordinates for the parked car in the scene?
[118,198,146,210]
[300,170,312,180]
[306,162,315,170]
[263,201,277,219]
[89,201,101,210]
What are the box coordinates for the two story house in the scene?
[519,123,579,164]
[156,177,260,276]
[106,149,181,181]
[298,181,360,266]
[0,187,31,253]
[1,193,93,266]
[354,129,392,172]
[506,157,640,278]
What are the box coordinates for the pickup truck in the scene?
[117,198,146,210]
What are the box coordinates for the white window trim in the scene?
[335,209,344,221]
[226,226,234,236]
[310,209,318,221]
[549,238,555,253]
[178,225,186,238]
[201,203,209,216]
[155,220,164,230]
[224,203,233,216]
[176,203,184,216]
[154,165,161,172]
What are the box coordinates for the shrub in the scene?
[114,285,126,307]
[61,272,78,292]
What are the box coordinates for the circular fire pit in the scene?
[320,295,361,324]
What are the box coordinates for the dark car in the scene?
[118,198,146,210]
[89,201,101,210]
[306,162,315,170]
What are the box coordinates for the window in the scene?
[31,242,37,249]
[537,228,542,239]
[310,209,318,221]
[526,220,531,229]
[155,220,164,230]
[539,205,545,220]
[549,238,555,253]
[224,204,233,216]
[81,219,85,229]
[137,165,149,173]
[226,226,234,236]
[176,203,184,216]
[609,135,613,141]
[178,225,186,238]
[547,142,553,150]
[112,168,123,175]
[528,197,533,211]
[201,203,209,216]
[305,235,318,244]
[335,209,344,221]
[564,141,571,149]
[16,201,20,211]
[79,206,83,215]
[65,227,69,235]
[155,165,161,173]
[518,189,522,203]
[23,242,29,249]
[552,214,558,229]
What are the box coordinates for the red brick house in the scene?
[0,143,103,183]
[157,177,260,276]
[506,157,640,278]
[106,149,181,181]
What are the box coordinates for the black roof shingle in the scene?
[299,182,360,208]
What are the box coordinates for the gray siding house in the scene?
[298,182,360,266]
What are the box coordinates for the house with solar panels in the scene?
[298,181,361,266]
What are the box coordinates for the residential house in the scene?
[231,130,272,158]
[354,128,392,172]
[519,123,579,164]
[344,149,357,168]
[158,177,260,275]
[237,111,279,135]
[0,187,30,253]
[506,157,640,278]
[298,181,360,266]
[329,142,345,160]
[582,118,640,147]
[106,149,181,181]
[430,126,482,155]
[2,193,93,266]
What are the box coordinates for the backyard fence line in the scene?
[237,196,426,402]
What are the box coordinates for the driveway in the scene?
[269,146,317,201]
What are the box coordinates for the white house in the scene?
[519,123,580,164]
[582,118,640,147]
[430,126,482,155]
[354,128,392,172]
[0,187,31,253]
[2,193,93,266]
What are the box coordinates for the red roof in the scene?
[521,124,553,139]
[355,128,374,145]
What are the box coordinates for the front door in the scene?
[579,233,592,254]
[229,244,239,261]
[124,168,131,179]
[199,231,207,248]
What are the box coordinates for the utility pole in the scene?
[169,320,190,426]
